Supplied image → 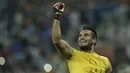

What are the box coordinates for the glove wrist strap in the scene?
[54,14,61,20]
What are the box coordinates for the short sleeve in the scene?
[103,57,110,69]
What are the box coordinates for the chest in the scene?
[81,60,107,73]
[72,53,107,73]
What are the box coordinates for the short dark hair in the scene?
[82,27,97,39]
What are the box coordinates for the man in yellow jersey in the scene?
[52,2,112,73]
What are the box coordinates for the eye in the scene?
[84,33,89,36]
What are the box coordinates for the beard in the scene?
[80,46,92,51]
[79,42,93,52]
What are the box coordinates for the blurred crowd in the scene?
[0,0,130,73]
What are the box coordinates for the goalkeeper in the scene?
[52,2,112,73]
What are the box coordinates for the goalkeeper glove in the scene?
[53,2,65,20]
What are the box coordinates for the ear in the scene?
[92,38,96,44]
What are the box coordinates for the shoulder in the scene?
[95,53,109,61]
[95,53,111,68]
[72,48,80,53]
[95,53,108,60]
[99,55,111,69]
[68,48,81,60]
[71,48,81,56]
[101,56,113,72]
[100,55,108,60]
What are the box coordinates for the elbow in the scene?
[52,37,61,44]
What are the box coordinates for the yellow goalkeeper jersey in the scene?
[67,48,110,73]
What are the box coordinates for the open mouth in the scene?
[80,40,87,43]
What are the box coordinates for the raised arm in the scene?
[52,2,73,59]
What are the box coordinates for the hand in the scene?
[53,2,65,15]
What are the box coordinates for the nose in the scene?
[79,37,84,40]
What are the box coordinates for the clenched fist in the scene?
[53,2,65,20]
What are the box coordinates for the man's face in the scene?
[78,30,95,47]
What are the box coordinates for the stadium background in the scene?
[0,0,129,73]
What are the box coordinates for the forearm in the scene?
[52,19,61,43]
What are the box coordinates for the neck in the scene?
[80,45,95,53]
